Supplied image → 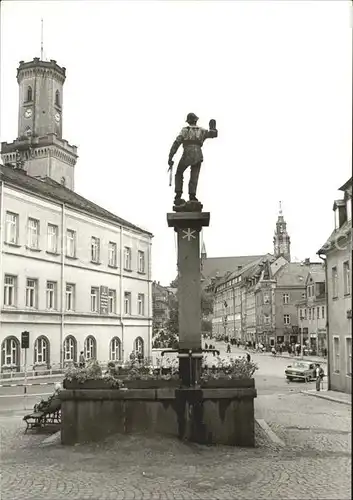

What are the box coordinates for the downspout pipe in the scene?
[147,238,152,361]
[60,203,66,368]
[119,226,124,361]
[0,181,4,347]
[318,252,330,390]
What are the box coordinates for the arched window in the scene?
[63,335,77,363]
[134,337,144,358]
[34,336,50,365]
[110,337,122,361]
[55,90,60,107]
[1,336,20,370]
[27,86,33,102]
[84,336,96,360]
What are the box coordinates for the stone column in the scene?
[167,211,210,386]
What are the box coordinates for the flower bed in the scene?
[63,354,258,389]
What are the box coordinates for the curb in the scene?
[39,430,61,447]
[0,373,64,383]
[0,382,56,388]
[300,390,351,406]
[256,419,285,446]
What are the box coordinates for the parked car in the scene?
[285,361,316,382]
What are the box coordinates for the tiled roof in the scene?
[306,268,325,284]
[339,177,352,192]
[0,163,152,236]
[215,254,274,287]
[201,255,265,282]
[275,262,323,287]
[318,220,351,255]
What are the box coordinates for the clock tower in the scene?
[1,58,78,190]
[273,202,291,262]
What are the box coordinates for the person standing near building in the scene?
[315,363,325,391]
[79,351,85,368]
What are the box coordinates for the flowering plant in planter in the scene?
[201,356,258,382]
[64,359,125,388]
[121,354,179,381]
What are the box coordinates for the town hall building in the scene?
[0,57,153,373]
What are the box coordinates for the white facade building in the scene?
[0,57,153,372]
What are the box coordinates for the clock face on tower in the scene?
[24,108,32,118]
[55,112,61,123]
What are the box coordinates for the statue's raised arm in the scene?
[168,113,218,210]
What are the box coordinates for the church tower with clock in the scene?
[1,57,78,190]
[273,202,291,262]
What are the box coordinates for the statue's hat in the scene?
[186,112,199,123]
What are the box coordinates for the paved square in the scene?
[0,393,351,500]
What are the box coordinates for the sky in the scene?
[0,0,351,286]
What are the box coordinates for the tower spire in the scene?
[279,200,282,215]
[40,18,44,60]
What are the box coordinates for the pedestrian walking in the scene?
[271,346,277,356]
[246,353,251,363]
[79,351,85,368]
[205,342,208,349]
[279,345,283,355]
[227,343,231,354]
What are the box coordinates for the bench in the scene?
[23,397,61,433]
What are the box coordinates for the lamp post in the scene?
[300,316,304,359]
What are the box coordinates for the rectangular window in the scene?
[299,309,303,319]
[124,247,132,270]
[108,242,117,267]
[66,283,75,311]
[346,337,352,376]
[343,261,351,295]
[322,306,325,319]
[283,293,289,304]
[91,287,99,312]
[263,314,270,324]
[47,224,58,253]
[66,229,76,257]
[307,287,311,298]
[317,306,320,319]
[5,212,19,244]
[108,289,116,314]
[91,237,100,263]
[138,250,145,273]
[284,314,290,325]
[26,278,37,308]
[263,292,269,304]
[309,309,312,320]
[27,218,39,249]
[312,308,315,320]
[332,267,338,298]
[304,308,307,319]
[124,291,131,314]
[46,281,57,310]
[4,275,16,306]
[137,293,145,315]
[333,337,340,373]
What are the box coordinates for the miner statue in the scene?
[168,113,218,208]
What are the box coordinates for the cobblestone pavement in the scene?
[0,393,351,500]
